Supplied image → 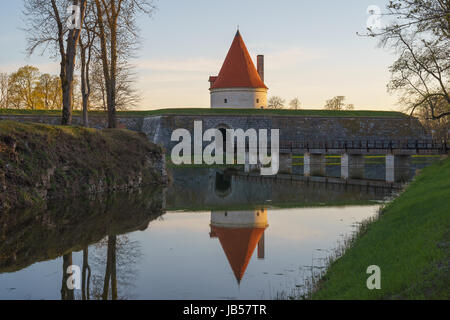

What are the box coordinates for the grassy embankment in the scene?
[0,121,165,211]
[312,156,450,299]
[0,108,408,118]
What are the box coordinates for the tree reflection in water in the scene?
[61,253,74,300]
[67,235,142,300]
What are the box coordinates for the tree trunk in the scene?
[80,39,90,127]
[94,0,118,129]
[82,248,91,300]
[102,235,118,300]
[109,236,118,300]
[61,253,75,300]
[61,0,87,125]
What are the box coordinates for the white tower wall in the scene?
[211,88,267,109]
[211,210,268,228]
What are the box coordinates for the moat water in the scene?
[0,159,437,300]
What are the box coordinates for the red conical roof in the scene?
[210,31,267,90]
[211,226,266,283]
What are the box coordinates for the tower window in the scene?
[256,99,260,103]
[224,99,228,103]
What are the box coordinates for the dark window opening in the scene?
[224,99,228,103]
[256,99,260,103]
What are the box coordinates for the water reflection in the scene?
[210,209,268,283]
[0,168,399,300]
[0,188,165,300]
[166,168,395,211]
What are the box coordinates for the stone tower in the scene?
[209,31,268,109]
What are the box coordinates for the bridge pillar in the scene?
[386,154,411,183]
[304,153,326,177]
[341,154,365,180]
[341,154,349,179]
[279,153,292,174]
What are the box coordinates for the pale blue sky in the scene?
[0,0,400,110]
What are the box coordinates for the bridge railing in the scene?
[277,139,448,152]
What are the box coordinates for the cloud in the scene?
[138,71,207,84]
[134,46,325,75]
[264,47,326,71]
[137,57,222,73]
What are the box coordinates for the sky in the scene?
[0,0,401,111]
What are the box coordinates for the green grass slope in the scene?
[0,108,407,118]
[313,157,450,300]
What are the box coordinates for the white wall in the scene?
[210,88,268,109]
[211,210,268,228]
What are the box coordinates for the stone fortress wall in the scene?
[0,113,429,152]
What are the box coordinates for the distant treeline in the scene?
[0,64,138,112]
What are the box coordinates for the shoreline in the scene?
[0,121,167,212]
[309,156,449,299]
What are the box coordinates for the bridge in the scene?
[249,139,448,184]
[278,139,448,155]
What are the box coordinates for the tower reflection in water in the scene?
[210,209,268,284]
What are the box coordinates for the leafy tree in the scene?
[7,66,40,109]
[34,74,63,110]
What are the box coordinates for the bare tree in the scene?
[114,63,142,110]
[363,0,450,119]
[93,0,156,128]
[268,96,285,109]
[79,2,98,126]
[289,97,302,110]
[324,96,354,111]
[90,62,108,111]
[88,61,141,111]
[23,0,87,125]
[387,32,449,119]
